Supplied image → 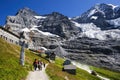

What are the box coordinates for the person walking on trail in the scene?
[38,60,42,70]
[43,62,46,68]
[33,59,38,71]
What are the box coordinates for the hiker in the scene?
[33,59,38,71]
[38,60,42,70]
[43,62,46,68]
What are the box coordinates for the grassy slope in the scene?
[1,37,120,80]
[90,66,120,80]
[46,57,101,80]
[0,38,47,80]
[46,57,120,80]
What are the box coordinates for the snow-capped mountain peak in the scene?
[73,3,120,30]
[5,3,120,40]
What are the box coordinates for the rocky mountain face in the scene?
[62,37,120,71]
[5,3,120,71]
[73,3,120,30]
[6,8,80,38]
[6,8,39,32]
[38,12,80,38]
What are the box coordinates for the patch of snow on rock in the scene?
[30,27,59,37]
[34,16,46,19]
[106,17,120,27]
[91,16,98,20]
[108,4,118,9]
[21,28,30,32]
[72,21,120,40]
[88,9,97,17]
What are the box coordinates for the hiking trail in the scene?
[26,64,49,80]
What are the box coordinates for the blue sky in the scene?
[0,0,120,25]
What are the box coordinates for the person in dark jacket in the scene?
[33,59,38,71]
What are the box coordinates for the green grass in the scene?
[90,66,120,80]
[1,37,120,80]
[46,57,101,80]
[0,38,28,80]
[0,38,48,80]
[0,53,27,80]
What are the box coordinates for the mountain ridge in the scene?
[5,3,120,40]
[73,3,120,30]
[3,3,120,71]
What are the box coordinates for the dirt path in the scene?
[26,64,49,80]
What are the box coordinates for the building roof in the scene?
[0,27,20,38]
[64,64,76,69]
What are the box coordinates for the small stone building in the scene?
[63,64,76,75]
[63,59,76,75]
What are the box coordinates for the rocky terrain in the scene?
[4,3,120,71]
[73,3,120,30]
[6,8,80,38]
[62,37,120,71]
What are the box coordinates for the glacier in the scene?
[72,21,120,40]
